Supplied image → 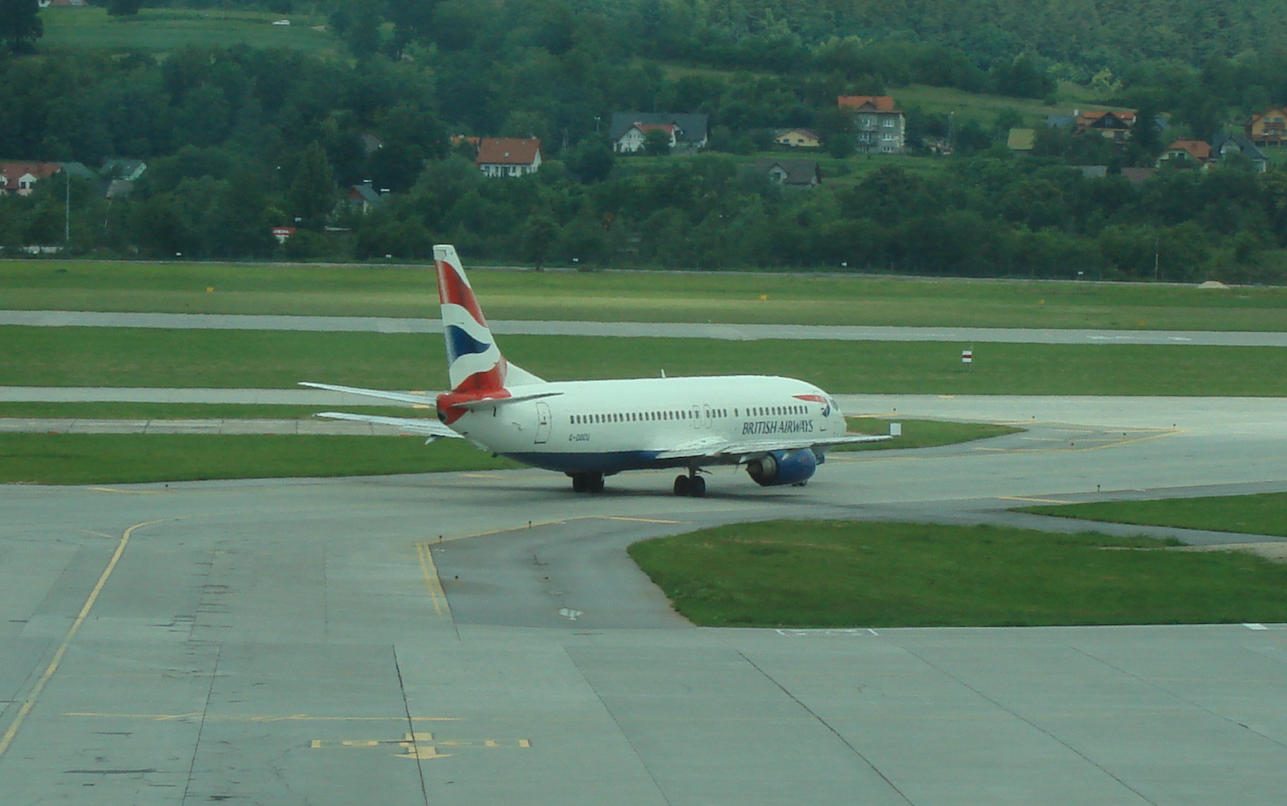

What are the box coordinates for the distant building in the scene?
[475,138,542,177]
[749,158,820,188]
[0,162,63,196]
[773,128,821,149]
[1157,139,1211,168]
[1246,107,1287,146]
[837,96,906,154]
[608,113,709,153]
[346,183,384,213]
[271,227,297,244]
[1211,134,1269,172]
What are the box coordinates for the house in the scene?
[1006,128,1036,152]
[475,138,542,177]
[774,128,821,149]
[1120,167,1154,186]
[101,158,147,182]
[38,0,89,6]
[0,162,63,196]
[608,113,709,153]
[1211,134,1269,172]
[837,96,906,154]
[346,183,384,213]
[1246,107,1287,146]
[1157,139,1211,168]
[1076,110,1136,143]
[271,226,297,244]
[750,158,820,188]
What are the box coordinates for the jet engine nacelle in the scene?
[745,449,818,487]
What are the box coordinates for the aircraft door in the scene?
[690,405,701,430]
[534,401,551,444]
[702,405,714,430]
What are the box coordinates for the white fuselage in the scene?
[448,375,846,474]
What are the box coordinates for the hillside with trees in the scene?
[1,0,1286,282]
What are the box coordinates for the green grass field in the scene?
[1022,492,1287,538]
[5,260,1286,330]
[842,417,1022,450]
[4,326,1285,396]
[0,432,515,485]
[627,520,1287,627]
[40,7,341,56]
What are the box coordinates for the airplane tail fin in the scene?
[433,244,543,394]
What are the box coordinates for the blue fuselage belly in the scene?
[503,450,664,475]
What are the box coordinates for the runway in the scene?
[5,308,1287,346]
[3,394,1287,805]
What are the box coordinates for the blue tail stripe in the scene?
[445,325,491,363]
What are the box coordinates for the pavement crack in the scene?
[392,645,432,806]
[180,643,223,806]
[736,650,916,805]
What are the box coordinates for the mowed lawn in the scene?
[40,7,341,55]
[5,260,1287,331]
[628,520,1287,628]
[0,433,516,485]
[1022,492,1287,538]
[3,326,1286,397]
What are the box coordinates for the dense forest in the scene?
[2,0,1287,281]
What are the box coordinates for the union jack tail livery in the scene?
[433,244,541,394]
[304,245,892,497]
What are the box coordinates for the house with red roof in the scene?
[837,96,905,154]
[1157,139,1211,168]
[608,113,709,154]
[0,162,64,196]
[475,138,542,177]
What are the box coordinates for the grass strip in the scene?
[4,326,1287,396]
[841,417,1022,450]
[0,433,516,485]
[1020,492,1287,538]
[627,520,1287,628]
[0,402,418,420]
[5,260,1287,330]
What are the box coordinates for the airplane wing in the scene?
[655,433,892,462]
[312,411,462,440]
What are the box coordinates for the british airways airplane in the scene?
[303,245,889,496]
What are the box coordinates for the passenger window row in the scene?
[570,403,808,426]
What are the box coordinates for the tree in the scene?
[0,0,42,54]
[643,128,672,156]
[288,142,338,230]
[107,0,143,17]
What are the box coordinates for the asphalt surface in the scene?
[3,393,1287,805]
[6,308,1287,345]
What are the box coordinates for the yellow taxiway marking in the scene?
[0,518,174,761]
[415,543,451,618]
[997,496,1073,505]
[64,713,462,723]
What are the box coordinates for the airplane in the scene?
[302,245,891,496]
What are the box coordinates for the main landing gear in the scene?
[673,470,706,497]
[570,472,605,493]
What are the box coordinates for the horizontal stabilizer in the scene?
[299,382,437,407]
[451,389,563,409]
[313,411,461,439]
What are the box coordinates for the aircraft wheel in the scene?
[588,473,605,494]
[571,473,587,493]
[689,475,706,497]
[673,475,691,496]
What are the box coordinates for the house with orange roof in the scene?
[0,162,63,196]
[475,138,542,177]
[608,113,709,154]
[837,96,905,154]
[1157,139,1211,168]
[1246,107,1287,146]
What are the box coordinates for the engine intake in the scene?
[746,449,818,487]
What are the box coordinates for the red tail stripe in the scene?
[435,259,488,327]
